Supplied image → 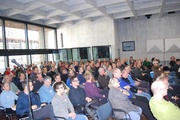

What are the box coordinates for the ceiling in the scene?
[0,0,180,28]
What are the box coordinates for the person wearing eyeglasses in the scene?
[68,76,92,114]
[149,76,180,120]
[52,82,88,120]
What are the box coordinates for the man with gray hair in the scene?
[38,76,55,104]
[98,67,110,89]
[149,76,180,120]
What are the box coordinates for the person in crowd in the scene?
[77,66,86,85]
[68,76,92,114]
[52,82,88,120]
[106,64,113,78]
[108,78,142,120]
[32,73,44,93]
[52,73,69,93]
[66,69,76,88]
[172,58,180,79]
[38,76,55,104]
[3,75,20,94]
[16,80,56,120]
[98,67,110,89]
[133,60,152,83]
[121,69,151,101]
[74,61,79,73]
[84,71,108,104]
[169,56,176,71]
[16,72,25,91]
[93,62,100,80]
[149,76,180,120]
[41,67,49,78]
[125,65,149,93]
[29,66,39,81]
[47,66,57,82]
[129,56,134,66]
[0,82,18,113]
[60,68,69,84]
[162,75,180,108]
[113,68,155,120]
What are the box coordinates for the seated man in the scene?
[52,82,87,120]
[97,67,110,89]
[16,80,56,120]
[38,76,55,104]
[149,76,180,120]
[0,82,18,113]
[69,76,92,114]
[52,73,69,93]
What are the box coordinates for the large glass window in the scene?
[0,19,3,49]
[92,46,110,61]
[5,20,26,49]
[9,55,28,70]
[44,28,56,49]
[31,54,46,68]
[0,56,5,73]
[59,49,67,62]
[72,48,90,61]
[28,24,44,49]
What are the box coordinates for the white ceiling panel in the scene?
[0,0,179,27]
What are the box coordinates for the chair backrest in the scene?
[96,101,112,120]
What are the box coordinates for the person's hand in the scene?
[135,81,140,86]
[137,90,143,94]
[11,105,16,111]
[172,96,179,101]
[122,90,130,96]
[41,103,47,107]
[124,85,130,90]
[69,112,76,119]
[85,97,92,102]
[31,105,37,110]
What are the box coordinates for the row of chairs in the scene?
[0,101,130,120]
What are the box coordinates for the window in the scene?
[5,20,26,49]
[92,46,110,60]
[28,24,44,49]
[31,54,46,67]
[9,55,28,70]
[44,28,56,49]
[0,56,5,73]
[0,19,3,49]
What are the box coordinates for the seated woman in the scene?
[83,71,108,104]
[0,82,18,113]
[108,78,142,120]
[52,82,87,120]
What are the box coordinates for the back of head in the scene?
[151,76,167,95]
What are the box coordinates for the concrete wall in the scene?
[57,15,180,63]
[118,15,180,63]
[57,17,118,60]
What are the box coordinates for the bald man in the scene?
[149,76,180,120]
